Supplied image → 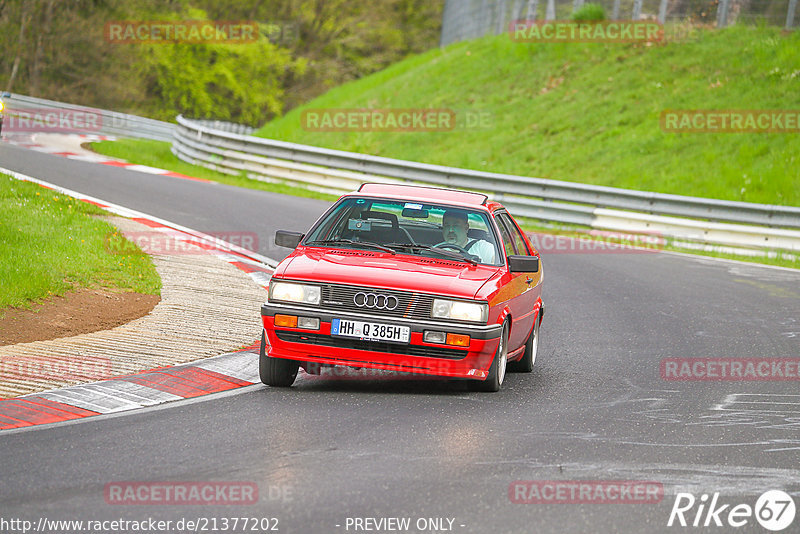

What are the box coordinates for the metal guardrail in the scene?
[187,118,255,136]
[2,93,175,142]
[2,92,797,253]
[172,115,800,252]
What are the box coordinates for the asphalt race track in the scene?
[1,142,799,533]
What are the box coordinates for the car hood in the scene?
[276,248,501,300]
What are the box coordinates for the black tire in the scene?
[259,330,299,387]
[508,317,539,373]
[471,322,508,392]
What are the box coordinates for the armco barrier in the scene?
[2,92,798,253]
[172,115,800,253]
[2,93,174,142]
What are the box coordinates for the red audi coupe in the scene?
[260,183,544,391]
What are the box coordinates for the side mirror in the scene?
[275,230,304,249]
[508,255,539,273]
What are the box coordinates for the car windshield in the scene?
[304,197,502,265]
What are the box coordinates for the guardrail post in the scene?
[787,0,798,30]
[716,0,730,27]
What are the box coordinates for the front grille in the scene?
[321,283,436,321]
[275,331,468,360]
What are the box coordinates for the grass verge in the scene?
[0,174,161,310]
[255,24,800,206]
[88,139,338,202]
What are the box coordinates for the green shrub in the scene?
[573,3,607,21]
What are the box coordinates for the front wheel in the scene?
[259,330,299,387]
[508,317,539,373]
[471,322,508,392]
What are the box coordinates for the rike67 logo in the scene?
[668,490,796,531]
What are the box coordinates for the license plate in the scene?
[331,318,410,344]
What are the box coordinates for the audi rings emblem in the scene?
[354,292,399,310]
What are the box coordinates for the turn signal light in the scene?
[274,314,298,328]
[446,333,470,347]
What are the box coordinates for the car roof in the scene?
[354,183,489,207]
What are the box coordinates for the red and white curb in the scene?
[2,133,213,183]
[0,348,261,430]
[0,167,276,429]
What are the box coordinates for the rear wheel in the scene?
[259,330,299,387]
[471,322,508,392]
[508,317,539,373]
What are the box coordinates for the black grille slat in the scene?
[275,331,467,360]
[409,294,435,319]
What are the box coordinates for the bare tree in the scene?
[30,0,55,95]
[6,0,33,93]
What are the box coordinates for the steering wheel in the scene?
[433,242,471,255]
[400,227,416,245]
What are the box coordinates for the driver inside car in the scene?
[441,209,496,264]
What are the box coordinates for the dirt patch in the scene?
[0,288,160,346]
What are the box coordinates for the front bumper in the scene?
[261,302,502,379]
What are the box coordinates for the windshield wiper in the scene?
[305,239,396,255]
[386,243,477,265]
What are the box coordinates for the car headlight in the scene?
[269,281,321,305]
[431,299,488,323]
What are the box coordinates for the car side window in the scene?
[495,214,517,257]
[498,213,530,256]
